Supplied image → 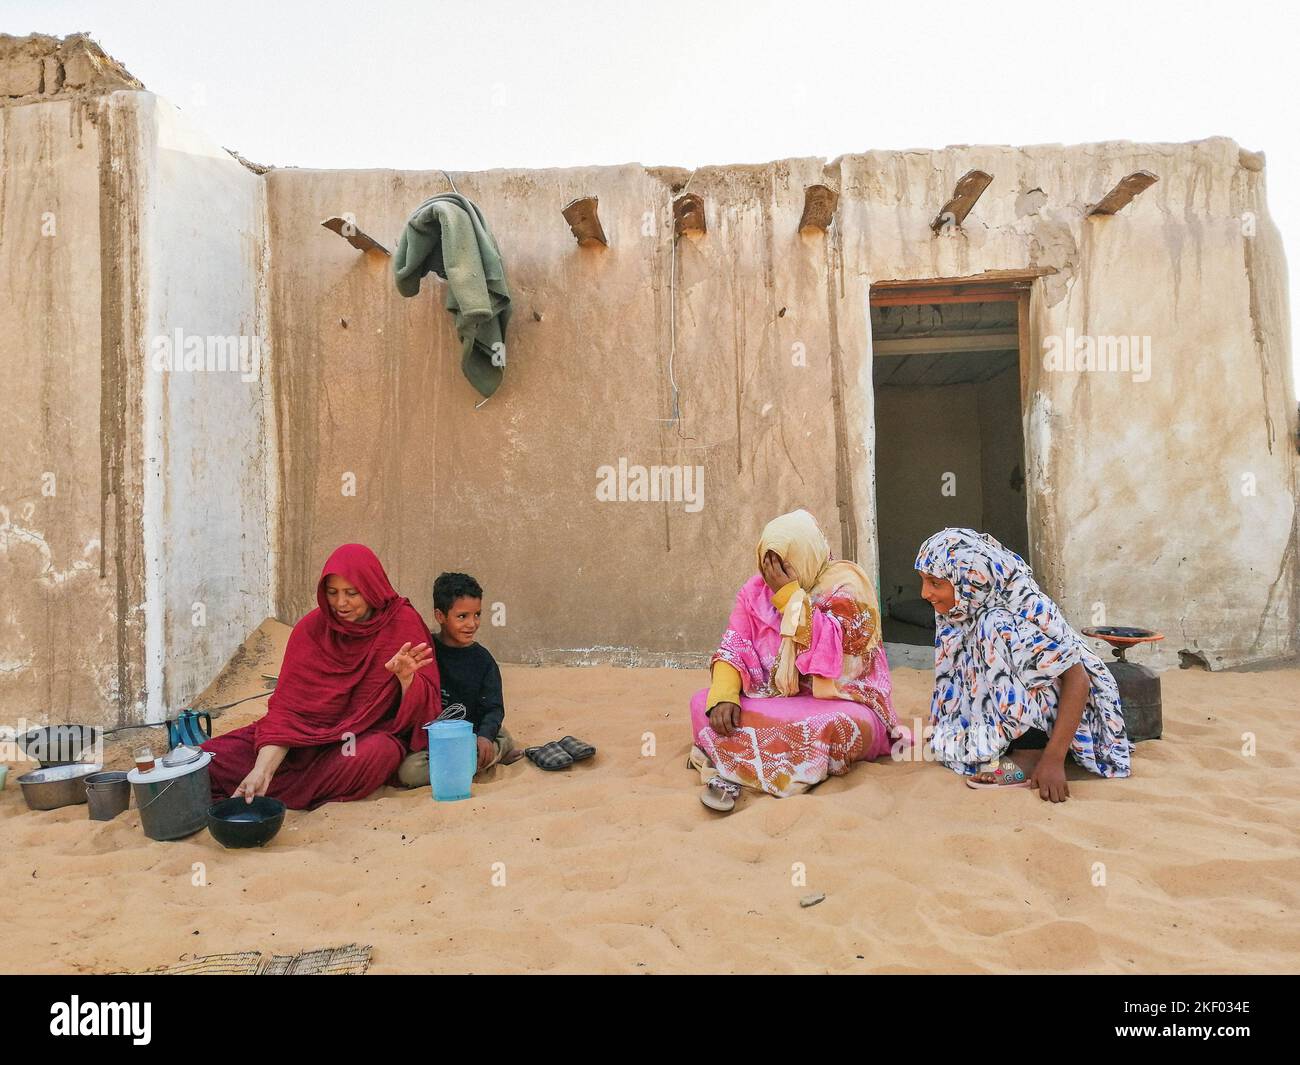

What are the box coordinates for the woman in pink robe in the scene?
[689,510,903,810]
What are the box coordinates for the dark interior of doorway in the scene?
[871,290,1031,647]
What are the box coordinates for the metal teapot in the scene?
[166,709,213,749]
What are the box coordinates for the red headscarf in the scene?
[255,544,440,753]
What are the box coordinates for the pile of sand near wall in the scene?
[1,626,1297,974]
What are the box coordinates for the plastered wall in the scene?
[4,72,1296,728]
[0,94,141,727]
[2,90,274,728]
[271,139,1296,670]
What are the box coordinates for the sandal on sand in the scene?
[556,736,596,762]
[701,776,740,812]
[965,759,1032,789]
[524,742,574,771]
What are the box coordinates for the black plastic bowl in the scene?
[207,796,286,849]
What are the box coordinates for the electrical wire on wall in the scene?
[665,169,698,437]
[667,226,680,430]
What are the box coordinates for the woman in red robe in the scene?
[203,544,441,810]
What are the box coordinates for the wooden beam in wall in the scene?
[673,193,706,238]
[873,333,1020,355]
[1087,171,1158,216]
[798,184,839,233]
[869,269,1054,306]
[320,216,391,255]
[1017,288,1031,411]
[562,196,608,247]
[930,169,993,231]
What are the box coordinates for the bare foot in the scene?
[1006,748,1042,776]
[969,748,1041,787]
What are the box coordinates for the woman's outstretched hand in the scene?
[385,642,434,689]
[1029,755,1070,802]
[708,701,743,737]
[233,765,275,804]
[233,744,288,804]
[760,551,798,594]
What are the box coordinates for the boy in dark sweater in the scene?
[398,572,515,787]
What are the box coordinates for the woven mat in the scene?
[130,943,372,975]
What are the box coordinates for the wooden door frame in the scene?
[869,270,1046,409]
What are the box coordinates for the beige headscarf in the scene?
[757,509,884,697]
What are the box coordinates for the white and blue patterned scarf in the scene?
[914,528,1131,777]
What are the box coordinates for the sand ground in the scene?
[2,620,1297,974]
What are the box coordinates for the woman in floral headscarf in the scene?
[689,509,901,812]
[914,528,1130,802]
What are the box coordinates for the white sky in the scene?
[7,0,1299,398]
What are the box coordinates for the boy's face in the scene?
[435,596,482,646]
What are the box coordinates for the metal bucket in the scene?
[131,762,212,841]
[85,771,130,821]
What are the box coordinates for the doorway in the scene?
[869,278,1032,653]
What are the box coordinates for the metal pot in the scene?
[17,763,104,811]
[130,748,214,841]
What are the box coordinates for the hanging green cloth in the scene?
[393,193,512,398]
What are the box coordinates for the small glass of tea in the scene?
[134,745,156,773]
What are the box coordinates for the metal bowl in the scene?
[17,763,104,811]
[207,797,286,849]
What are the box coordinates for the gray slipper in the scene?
[556,735,596,762]
[524,742,573,771]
